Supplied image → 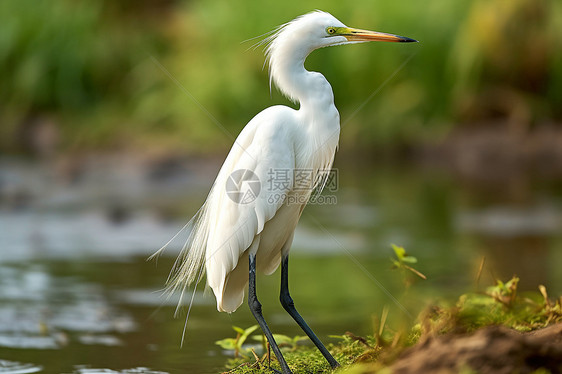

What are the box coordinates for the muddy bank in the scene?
[390,323,562,374]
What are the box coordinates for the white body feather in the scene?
[163,11,347,313]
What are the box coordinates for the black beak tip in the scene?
[401,36,419,43]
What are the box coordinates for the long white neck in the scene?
[268,41,341,172]
[268,43,336,113]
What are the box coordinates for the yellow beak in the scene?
[341,27,418,43]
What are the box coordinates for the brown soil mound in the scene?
[389,323,562,374]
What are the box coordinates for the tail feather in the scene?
[149,198,211,306]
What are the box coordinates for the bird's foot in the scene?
[266,359,290,374]
[329,359,341,370]
[267,361,290,374]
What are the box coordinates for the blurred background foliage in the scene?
[1,0,561,156]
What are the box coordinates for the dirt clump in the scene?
[389,323,562,374]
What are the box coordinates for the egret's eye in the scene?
[326,27,336,35]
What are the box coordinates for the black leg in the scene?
[248,254,292,374]
[280,255,340,369]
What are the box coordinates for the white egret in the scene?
[157,10,416,373]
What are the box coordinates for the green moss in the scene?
[223,337,380,374]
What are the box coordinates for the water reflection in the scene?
[457,205,562,290]
[0,360,42,374]
[69,367,168,374]
[480,235,550,290]
[0,263,135,351]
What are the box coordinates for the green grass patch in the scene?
[218,277,562,373]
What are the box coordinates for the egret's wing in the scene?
[204,111,296,294]
[158,107,300,313]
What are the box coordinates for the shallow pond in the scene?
[0,157,561,373]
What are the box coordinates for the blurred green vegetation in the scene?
[1,0,561,155]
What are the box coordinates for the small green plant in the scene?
[539,285,562,324]
[215,325,259,358]
[486,276,519,307]
[252,334,307,352]
[390,244,426,281]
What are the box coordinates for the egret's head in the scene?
[264,11,417,58]
[261,11,417,102]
